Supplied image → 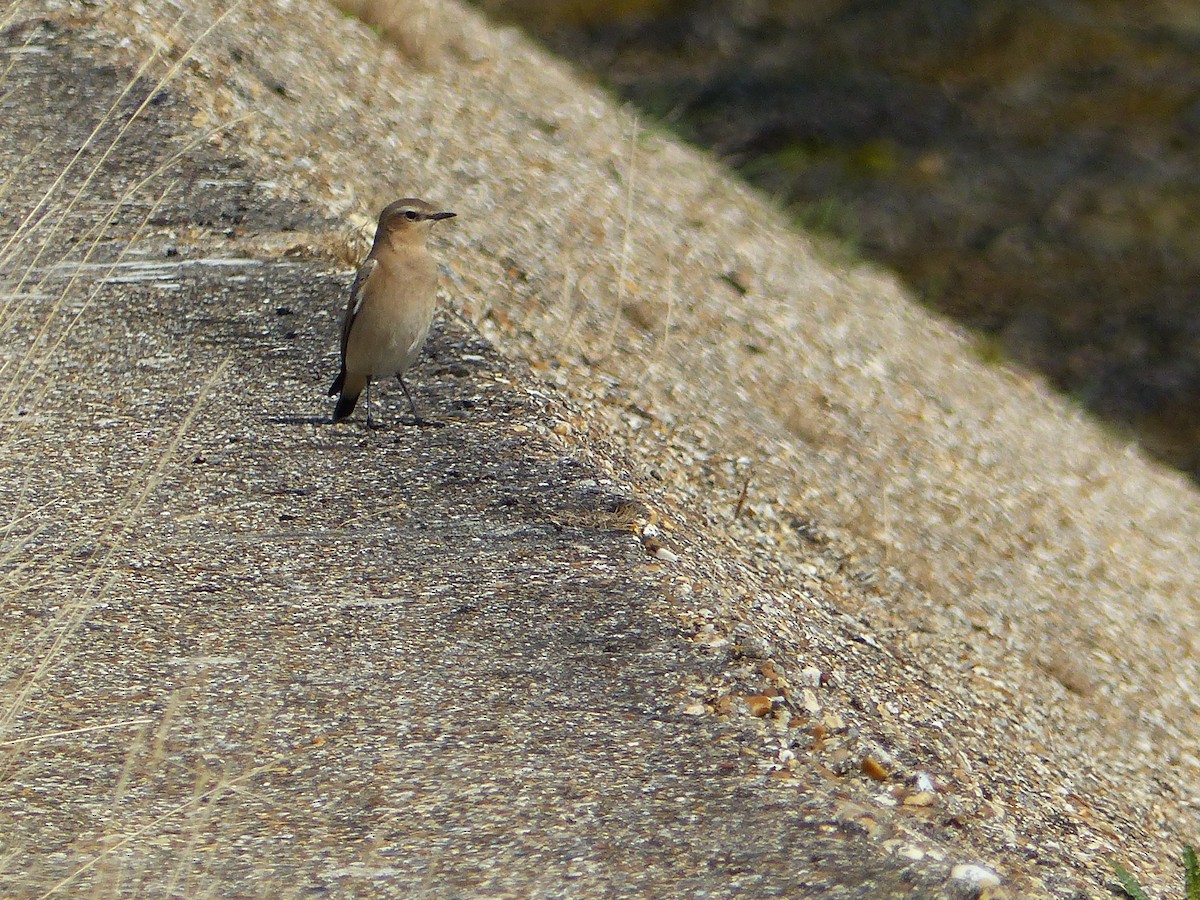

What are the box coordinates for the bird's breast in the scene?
[344,249,439,376]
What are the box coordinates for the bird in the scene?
[328,198,456,427]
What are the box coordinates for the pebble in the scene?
[799,666,824,686]
[860,756,889,781]
[950,864,1001,889]
[734,632,775,659]
[746,695,773,717]
[915,771,937,793]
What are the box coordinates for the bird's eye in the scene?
[404,209,419,221]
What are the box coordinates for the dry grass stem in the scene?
[603,115,639,358]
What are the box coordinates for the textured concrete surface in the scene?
[5,1,1200,897]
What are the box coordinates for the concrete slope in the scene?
[2,0,1198,896]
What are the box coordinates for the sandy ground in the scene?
[3,0,1200,895]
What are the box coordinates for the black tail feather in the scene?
[328,370,345,397]
[332,391,360,423]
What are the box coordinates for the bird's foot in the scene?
[400,415,445,428]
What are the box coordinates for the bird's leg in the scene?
[398,375,443,428]
[365,382,380,430]
[398,376,420,419]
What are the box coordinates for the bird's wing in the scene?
[340,257,378,362]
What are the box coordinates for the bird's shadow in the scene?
[260,414,449,429]
[262,414,331,426]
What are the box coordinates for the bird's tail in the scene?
[332,390,360,423]
[330,371,368,423]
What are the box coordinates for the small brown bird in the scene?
[329,198,456,426]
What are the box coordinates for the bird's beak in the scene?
[429,211,457,221]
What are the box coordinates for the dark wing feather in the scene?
[340,257,378,363]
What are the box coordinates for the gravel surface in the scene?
[3,0,1200,896]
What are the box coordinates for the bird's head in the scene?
[375,198,456,249]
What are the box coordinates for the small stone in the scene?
[552,420,572,436]
[683,702,707,716]
[799,666,823,686]
[915,771,938,793]
[861,756,889,781]
[903,791,937,807]
[950,864,1001,889]
[746,695,773,717]
[732,624,775,658]
[802,689,821,715]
